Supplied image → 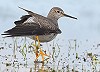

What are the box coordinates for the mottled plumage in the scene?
[2,7,77,42]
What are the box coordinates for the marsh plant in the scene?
[0,37,100,72]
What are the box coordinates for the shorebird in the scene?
[2,7,77,61]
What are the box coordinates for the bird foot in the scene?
[35,48,50,61]
[33,36,50,61]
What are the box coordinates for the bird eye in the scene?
[57,11,60,13]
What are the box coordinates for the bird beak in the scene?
[63,13,77,20]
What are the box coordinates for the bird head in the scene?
[48,7,77,20]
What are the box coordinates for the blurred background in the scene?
[0,0,100,72]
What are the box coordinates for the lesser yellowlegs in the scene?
[2,7,77,61]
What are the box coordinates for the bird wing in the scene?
[2,7,62,37]
[2,23,61,37]
[14,14,58,30]
[14,15,32,25]
[17,7,59,30]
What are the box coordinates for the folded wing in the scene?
[2,23,61,37]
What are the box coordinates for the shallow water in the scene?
[0,37,100,72]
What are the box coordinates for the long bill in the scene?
[63,13,77,20]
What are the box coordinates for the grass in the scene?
[0,37,100,72]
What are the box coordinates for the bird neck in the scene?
[47,14,59,26]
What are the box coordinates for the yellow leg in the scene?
[34,36,50,61]
[33,37,39,59]
[36,36,40,47]
[35,48,49,61]
[33,36,40,61]
[40,48,49,61]
[36,36,40,59]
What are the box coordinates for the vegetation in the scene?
[0,37,100,72]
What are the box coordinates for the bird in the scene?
[2,7,77,61]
